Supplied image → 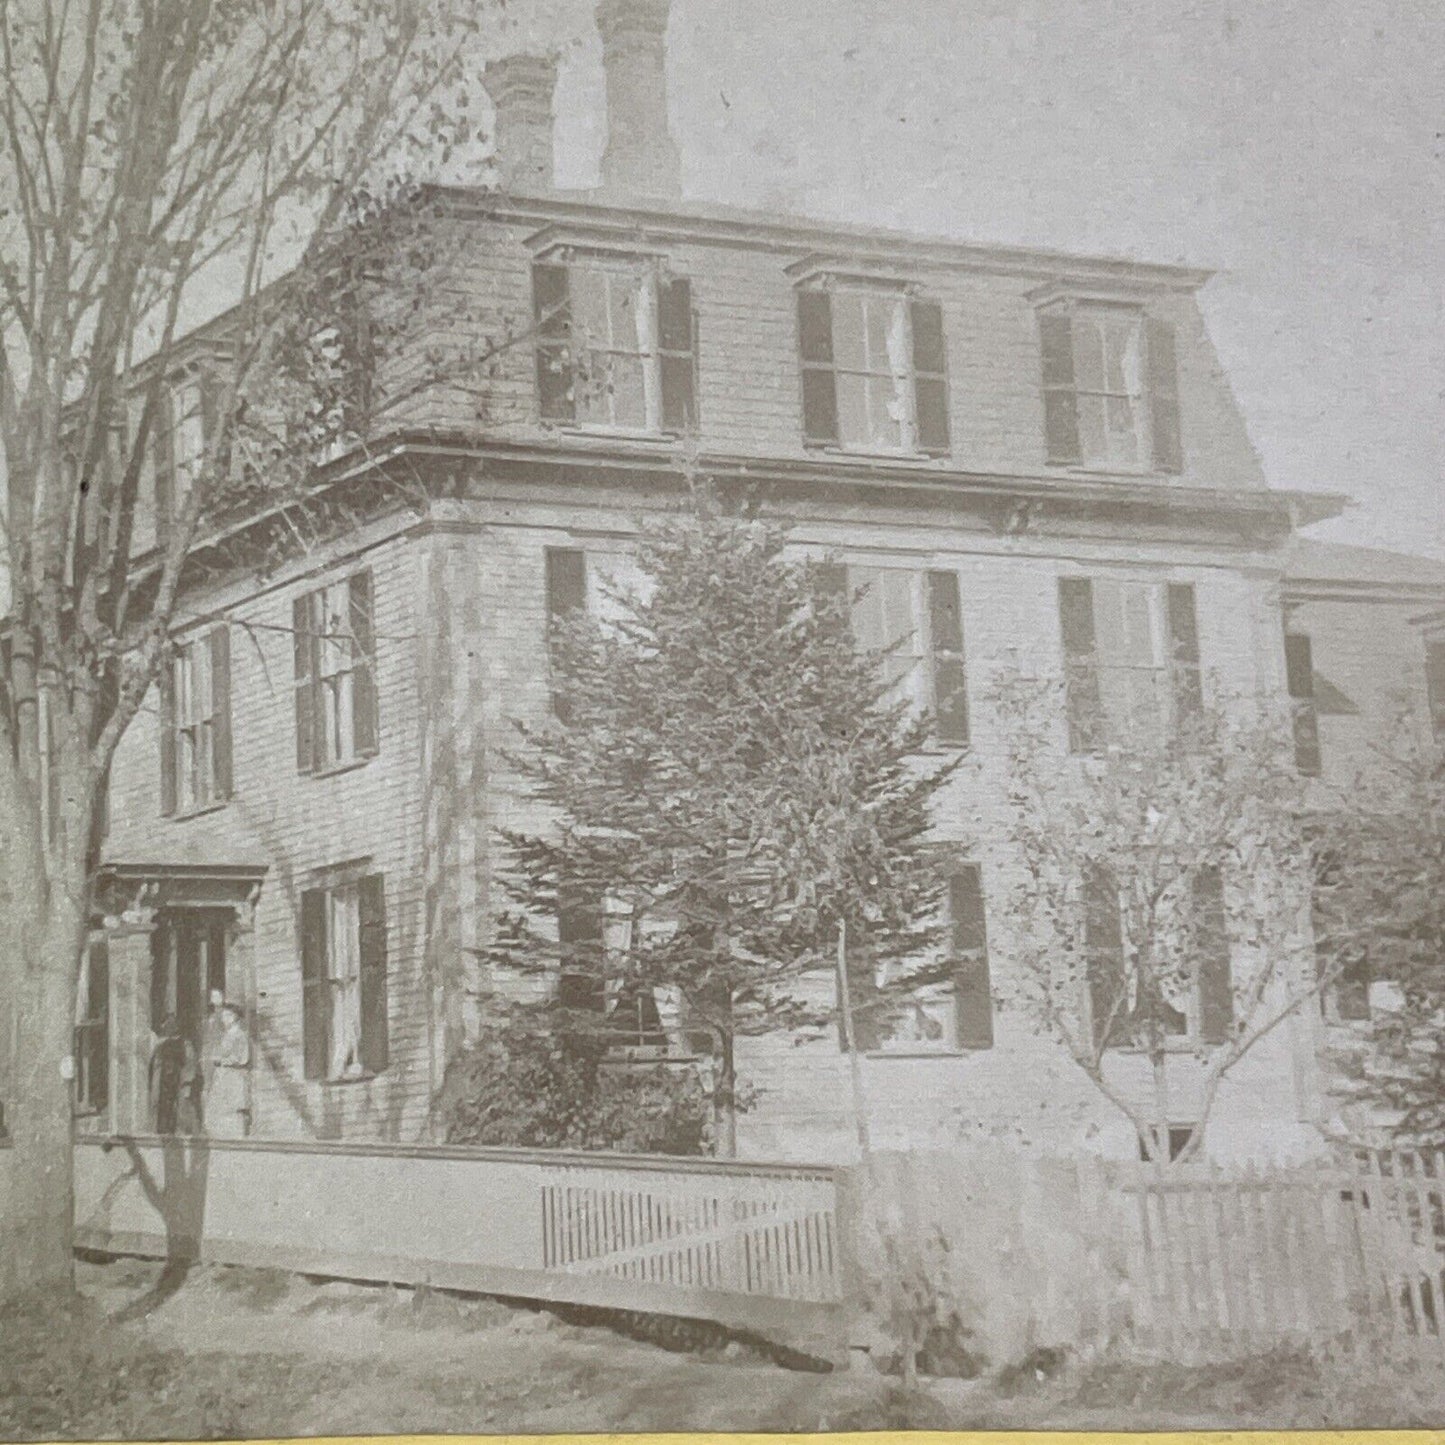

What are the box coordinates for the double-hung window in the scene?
[160,626,233,815]
[1058,576,1201,751]
[300,873,388,1081]
[533,258,697,435]
[841,859,993,1054]
[836,565,969,745]
[1084,865,1233,1051]
[1039,304,1181,472]
[293,572,378,774]
[798,285,949,456]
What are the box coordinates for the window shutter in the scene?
[159,658,178,816]
[1084,866,1126,1051]
[1166,583,1203,725]
[949,864,993,1049]
[1284,631,1322,775]
[300,889,329,1081]
[1194,866,1233,1045]
[1039,311,1081,464]
[797,290,839,446]
[658,275,697,434]
[926,569,969,745]
[1427,642,1445,742]
[1058,577,1103,752]
[545,546,586,721]
[1146,316,1183,473]
[209,625,233,800]
[357,873,389,1074]
[557,882,606,1016]
[910,298,950,456]
[545,546,587,619]
[532,262,574,423]
[349,571,379,757]
[293,593,318,775]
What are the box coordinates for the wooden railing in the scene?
[540,1162,841,1303]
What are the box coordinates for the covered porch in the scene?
[84,862,268,1138]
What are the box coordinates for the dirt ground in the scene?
[4,1257,1445,1438]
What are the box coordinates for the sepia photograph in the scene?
[0,0,1442,1435]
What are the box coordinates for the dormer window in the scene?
[1037,301,1181,473]
[797,282,949,457]
[532,257,696,436]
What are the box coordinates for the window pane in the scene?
[850,568,885,649]
[328,887,363,1078]
[609,353,649,429]
[882,298,910,383]
[867,375,907,450]
[836,372,871,448]
[572,270,611,347]
[1073,315,1106,392]
[831,293,867,372]
[1077,394,1108,466]
[1121,586,1156,666]
[880,570,919,653]
[1105,395,1141,466]
[608,274,640,349]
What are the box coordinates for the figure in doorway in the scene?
[207,1002,250,1139]
[148,1015,202,1135]
[200,987,225,1106]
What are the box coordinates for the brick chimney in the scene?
[596,0,681,200]
[483,52,559,193]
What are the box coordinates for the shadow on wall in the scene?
[249,1003,418,1143]
[100,1134,212,1321]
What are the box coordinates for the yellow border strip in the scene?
[94,1435,1445,1445]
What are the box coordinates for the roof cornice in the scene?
[428,185,1216,291]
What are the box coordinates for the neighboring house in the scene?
[1274,539,1445,1139]
[63,0,1440,1165]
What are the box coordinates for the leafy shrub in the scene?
[437,1006,711,1155]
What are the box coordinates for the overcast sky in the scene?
[532,0,1444,560]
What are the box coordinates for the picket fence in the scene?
[1119,1148,1445,1361]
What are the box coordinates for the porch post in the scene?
[227,891,261,1138]
[105,906,157,1135]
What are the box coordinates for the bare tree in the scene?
[0,0,494,1299]
[989,671,1322,1164]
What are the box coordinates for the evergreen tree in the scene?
[487,483,958,1153]
[1320,742,1445,1143]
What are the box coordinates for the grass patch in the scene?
[0,1296,358,1442]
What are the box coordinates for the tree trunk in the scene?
[716,1029,738,1157]
[4,894,86,1301]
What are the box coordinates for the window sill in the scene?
[1107,1037,1223,1057]
[556,425,682,445]
[805,443,944,464]
[168,799,229,823]
[864,1048,971,1060]
[319,1071,383,1088]
[1050,462,1176,481]
[305,754,376,782]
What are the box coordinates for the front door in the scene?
[151,910,228,1052]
